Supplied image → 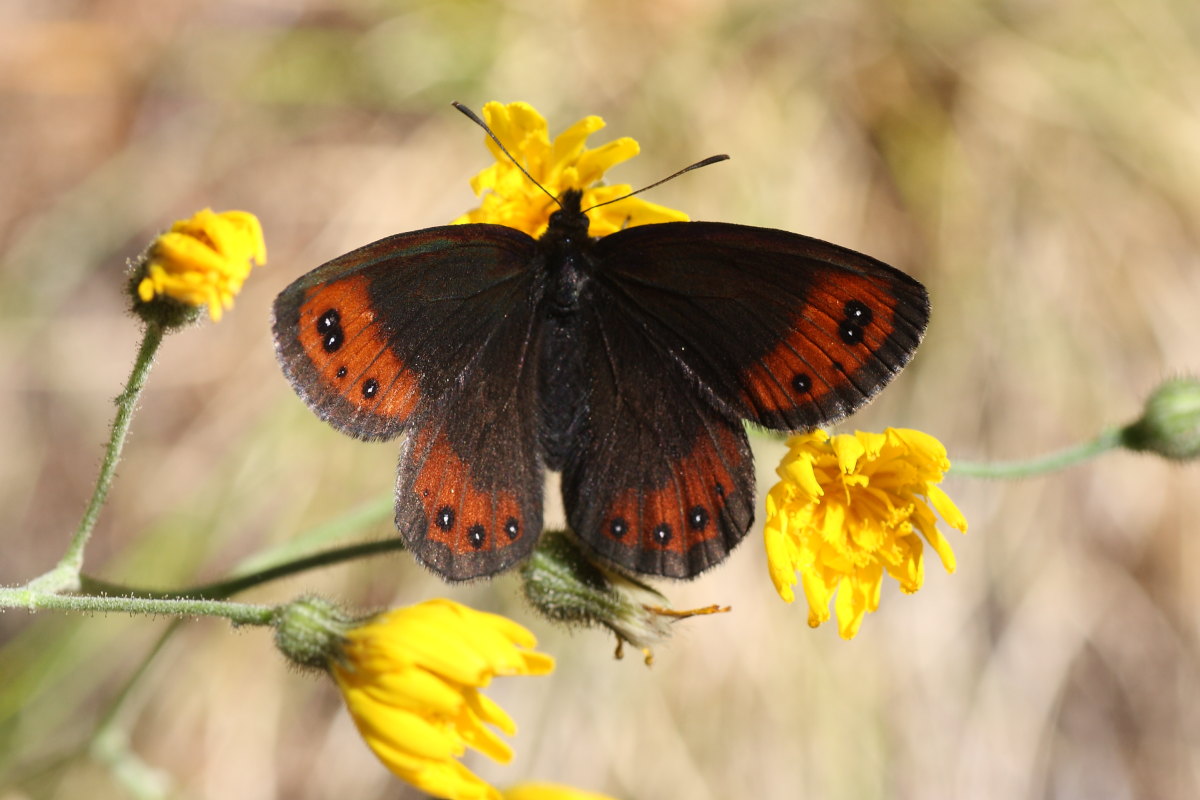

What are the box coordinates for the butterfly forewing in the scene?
[273,224,546,579]
[591,222,930,431]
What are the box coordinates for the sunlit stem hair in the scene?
[451,101,730,215]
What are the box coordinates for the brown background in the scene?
[2,1,1199,798]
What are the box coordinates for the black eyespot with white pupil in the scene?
[792,373,812,393]
[838,299,872,346]
[317,309,345,353]
[844,299,873,326]
[322,328,344,352]
[652,523,672,545]
[504,518,520,540]
[335,366,347,379]
[435,506,454,530]
[467,524,486,549]
[838,321,864,345]
[609,517,628,539]
[317,309,340,332]
[688,506,709,531]
[362,378,379,399]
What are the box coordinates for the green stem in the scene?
[949,426,1123,479]
[0,585,274,626]
[29,322,165,593]
[79,537,407,601]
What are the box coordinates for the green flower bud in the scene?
[521,530,727,661]
[273,595,353,671]
[1121,377,1200,461]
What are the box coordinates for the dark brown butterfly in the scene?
[273,108,928,582]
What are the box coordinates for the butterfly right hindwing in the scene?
[560,278,757,578]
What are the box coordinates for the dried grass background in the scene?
[2,1,1200,798]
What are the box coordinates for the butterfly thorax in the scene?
[536,189,597,467]
[538,189,595,318]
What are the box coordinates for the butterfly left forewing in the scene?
[592,221,929,431]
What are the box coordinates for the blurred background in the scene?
[2,0,1200,798]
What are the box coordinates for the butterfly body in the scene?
[274,189,929,581]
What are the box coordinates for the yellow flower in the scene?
[331,599,555,800]
[503,782,619,800]
[764,428,968,639]
[454,101,688,237]
[135,208,266,321]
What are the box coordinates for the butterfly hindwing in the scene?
[272,224,545,580]
[562,289,756,578]
[591,221,930,431]
[394,305,545,580]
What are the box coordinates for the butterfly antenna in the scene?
[582,154,730,213]
[452,101,561,209]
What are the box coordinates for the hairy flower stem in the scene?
[0,585,275,625]
[949,427,1123,479]
[27,322,164,594]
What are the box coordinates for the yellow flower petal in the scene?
[503,782,620,800]
[134,208,266,321]
[455,101,689,237]
[330,599,554,800]
[764,428,967,638]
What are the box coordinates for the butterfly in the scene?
[272,118,929,583]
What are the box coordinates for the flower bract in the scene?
[331,599,554,800]
[764,428,968,639]
[454,101,687,237]
[135,208,266,321]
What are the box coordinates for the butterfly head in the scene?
[543,188,592,243]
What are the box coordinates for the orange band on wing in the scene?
[408,426,526,557]
[743,274,900,413]
[296,276,421,422]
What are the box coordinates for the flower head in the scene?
[454,101,687,237]
[132,208,266,323]
[764,428,968,639]
[330,599,555,800]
